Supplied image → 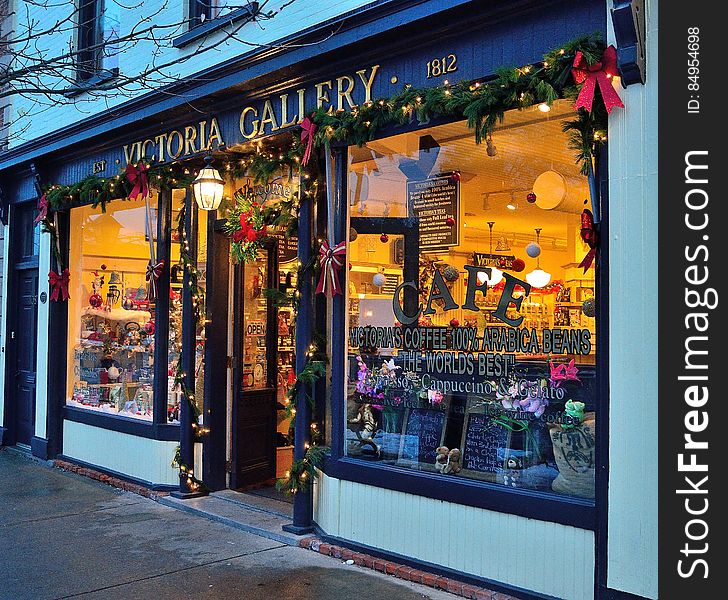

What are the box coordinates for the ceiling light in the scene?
[525,228,551,288]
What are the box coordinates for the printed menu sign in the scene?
[271,231,298,264]
[407,173,459,252]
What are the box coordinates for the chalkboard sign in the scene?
[461,413,510,474]
[398,408,446,464]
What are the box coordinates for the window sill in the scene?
[322,455,596,530]
[64,68,120,98]
[174,2,260,49]
[64,405,180,441]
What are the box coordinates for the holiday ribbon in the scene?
[126,162,150,200]
[300,116,317,166]
[146,259,164,302]
[48,268,70,302]
[316,240,346,296]
[571,45,624,114]
[34,194,49,225]
[578,209,599,272]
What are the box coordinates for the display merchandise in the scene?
[345,103,597,499]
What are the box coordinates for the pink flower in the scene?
[549,359,580,387]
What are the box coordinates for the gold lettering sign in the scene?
[238,65,380,140]
[122,117,225,164]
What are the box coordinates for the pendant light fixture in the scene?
[477,222,504,286]
[525,228,551,288]
[192,154,225,211]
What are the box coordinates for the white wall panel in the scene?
[606,0,659,598]
[63,420,179,486]
[33,230,51,439]
[315,473,595,600]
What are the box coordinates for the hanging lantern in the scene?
[192,155,225,211]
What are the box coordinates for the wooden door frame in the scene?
[230,237,279,489]
[2,202,40,447]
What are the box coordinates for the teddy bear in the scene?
[435,446,462,475]
[443,448,462,474]
[435,446,450,473]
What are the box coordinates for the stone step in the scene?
[158,493,303,546]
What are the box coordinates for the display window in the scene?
[66,196,160,421]
[345,101,597,500]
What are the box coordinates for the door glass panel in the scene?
[242,251,268,389]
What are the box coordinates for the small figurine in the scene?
[349,403,380,456]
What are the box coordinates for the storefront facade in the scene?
[0,1,657,599]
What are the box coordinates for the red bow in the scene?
[48,269,70,302]
[34,194,49,225]
[300,116,317,167]
[578,209,599,273]
[146,260,164,302]
[126,163,150,200]
[572,45,624,114]
[316,240,346,296]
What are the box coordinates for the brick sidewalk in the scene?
[299,537,520,600]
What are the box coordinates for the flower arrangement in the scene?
[224,192,269,263]
[496,376,549,418]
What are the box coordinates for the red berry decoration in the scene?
[498,258,507,268]
[449,318,460,328]
[511,258,526,272]
[89,293,103,308]
[451,171,461,182]
[446,217,456,227]
[380,233,389,243]
[144,321,156,335]
[526,192,537,204]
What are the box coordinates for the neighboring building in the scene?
[0,2,657,599]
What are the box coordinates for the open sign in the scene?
[246,320,267,337]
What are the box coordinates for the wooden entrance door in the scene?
[5,203,40,446]
[232,246,279,488]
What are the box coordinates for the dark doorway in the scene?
[231,244,280,489]
[4,203,40,447]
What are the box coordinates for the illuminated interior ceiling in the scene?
[349,100,590,246]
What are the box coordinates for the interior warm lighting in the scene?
[538,102,551,112]
[477,267,503,286]
[525,268,551,288]
[192,155,225,211]
[525,228,551,288]
[506,203,516,210]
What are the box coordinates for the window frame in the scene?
[76,0,104,82]
[323,115,608,531]
[57,188,192,441]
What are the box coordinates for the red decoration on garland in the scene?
[511,258,526,272]
[451,171,461,182]
[48,269,70,302]
[380,233,389,243]
[34,194,49,225]
[232,207,268,243]
[578,209,599,273]
[144,321,156,335]
[89,293,103,308]
[300,116,318,166]
[125,162,150,200]
[571,45,624,114]
[316,240,347,296]
[446,217,456,227]
[146,259,164,302]
[526,192,537,204]
[449,318,459,328]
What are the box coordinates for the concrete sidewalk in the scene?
[0,448,458,600]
